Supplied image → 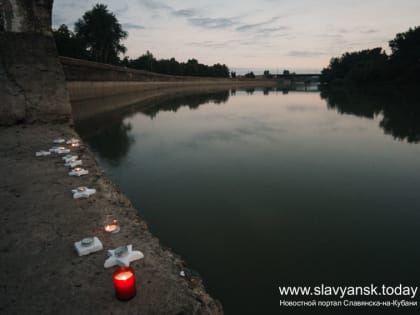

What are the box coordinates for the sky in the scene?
[53,0,420,74]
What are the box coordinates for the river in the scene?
[74,87,420,314]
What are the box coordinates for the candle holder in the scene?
[104,216,120,234]
[81,237,94,246]
[113,266,136,301]
[74,236,103,256]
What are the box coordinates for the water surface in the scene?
[75,88,420,314]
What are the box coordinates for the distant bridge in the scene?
[277,74,321,82]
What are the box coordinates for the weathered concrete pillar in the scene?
[0,0,72,125]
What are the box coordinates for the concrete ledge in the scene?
[67,79,277,101]
[0,124,223,314]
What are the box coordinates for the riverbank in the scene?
[0,123,223,314]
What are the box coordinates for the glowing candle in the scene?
[104,219,120,233]
[113,267,136,300]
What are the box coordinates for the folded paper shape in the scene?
[49,146,65,153]
[68,168,89,176]
[57,149,70,154]
[35,150,51,157]
[66,160,82,168]
[104,245,144,268]
[66,138,80,144]
[62,155,78,163]
[72,187,96,199]
[74,237,103,256]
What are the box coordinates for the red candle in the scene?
[113,267,136,300]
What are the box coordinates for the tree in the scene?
[389,26,420,82]
[75,4,127,64]
[130,51,156,71]
[53,24,88,59]
[320,25,420,85]
[244,72,255,78]
[184,58,199,76]
[389,26,420,64]
[127,52,230,77]
[320,48,388,85]
[263,70,273,79]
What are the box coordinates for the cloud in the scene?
[236,16,280,31]
[189,17,236,29]
[287,50,327,57]
[138,0,236,29]
[122,23,145,30]
[138,0,171,10]
[257,26,289,35]
[330,25,379,35]
[172,9,197,17]
[188,39,242,48]
[361,29,378,34]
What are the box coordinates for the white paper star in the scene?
[66,160,82,168]
[68,168,89,176]
[104,245,144,268]
[53,138,65,144]
[57,149,70,154]
[62,155,78,163]
[49,146,65,153]
[66,138,80,144]
[72,187,96,199]
[35,150,51,157]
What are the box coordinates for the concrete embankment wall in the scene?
[0,0,72,126]
[60,57,278,102]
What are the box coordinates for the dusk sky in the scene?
[53,0,420,73]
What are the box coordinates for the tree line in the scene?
[121,51,229,77]
[53,4,229,78]
[320,26,420,85]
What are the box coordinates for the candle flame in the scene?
[114,271,133,281]
[104,224,118,232]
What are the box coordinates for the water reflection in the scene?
[74,87,420,168]
[140,90,229,118]
[74,89,420,315]
[77,117,134,166]
[245,88,255,95]
[74,90,231,165]
[321,87,420,143]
